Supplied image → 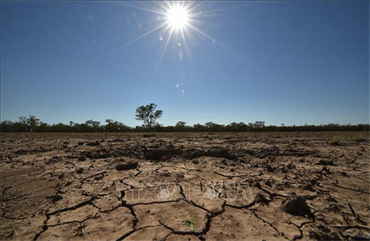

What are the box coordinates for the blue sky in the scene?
[1,1,369,126]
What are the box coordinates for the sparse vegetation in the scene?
[353,133,367,142]
[183,220,195,230]
[329,136,340,146]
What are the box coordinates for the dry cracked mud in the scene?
[0,132,369,240]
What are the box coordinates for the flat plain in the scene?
[0,132,369,240]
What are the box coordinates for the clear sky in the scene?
[1,1,369,127]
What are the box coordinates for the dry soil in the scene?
[0,132,369,240]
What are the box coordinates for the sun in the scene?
[166,5,189,30]
[118,1,224,63]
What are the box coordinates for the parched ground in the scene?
[0,132,369,241]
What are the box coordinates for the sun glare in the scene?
[118,1,226,65]
[166,6,189,30]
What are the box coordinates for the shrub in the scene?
[353,133,367,142]
[329,136,340,146]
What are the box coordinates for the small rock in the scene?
[287,162,295,169]
[192,159,199,164]
[340,171,349,177]
[310,179,317,185]
[221,159,228,165]
[48,194,63,203]
[78,155,87,161]
[325,196,337,203]
[321,166,330,172]
[283,179,291,188]
[316,159,334,166]
[58,173,65,179]
[116,161,138,171]
[265,179,273,187]
[266,164,274,172]
[47,156,62,164]
[254,193,269,205]
[161,170,170,177]
[303,183,314,191]
[94,174,104,180]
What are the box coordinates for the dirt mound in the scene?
[183,147,237,160]
[144,146,183,160]
[280,195,312,216]
[116,160,138,171]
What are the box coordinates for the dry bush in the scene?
[329,136,340,146]
[353,133,367,142]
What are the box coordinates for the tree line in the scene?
[1,116,368,133]
[1,104,368,132]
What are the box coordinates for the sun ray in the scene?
[186,24,214,42]
[124,21,169,47]
[118,2,167,16]
[186,23,236,54]
[104,21,168,56]
[159,26,175,63]
[191,4,242,16]
[180,27,195,68]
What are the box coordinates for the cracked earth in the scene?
[0,132,369,240]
